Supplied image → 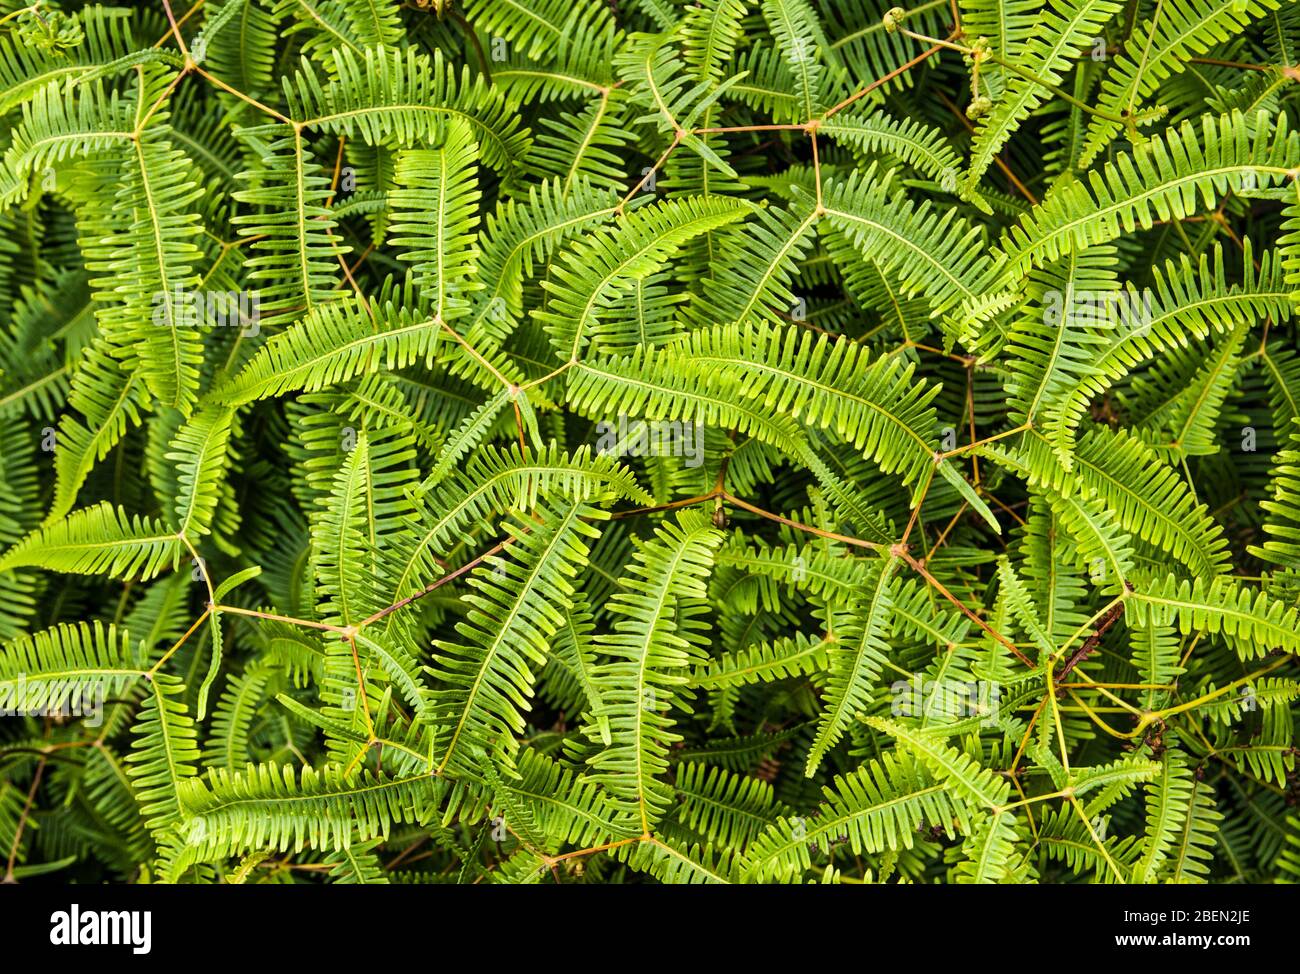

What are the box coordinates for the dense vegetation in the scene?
[1,0,1299,884]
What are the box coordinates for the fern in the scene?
[2,0,1299,891]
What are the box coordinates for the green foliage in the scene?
[1,0,1298,886]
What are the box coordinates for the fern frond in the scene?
[997,112,1300,281]
[587,510,723,832]
[0,502,182,580]
[429,498,606,775]
[1079,0,1287,167]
